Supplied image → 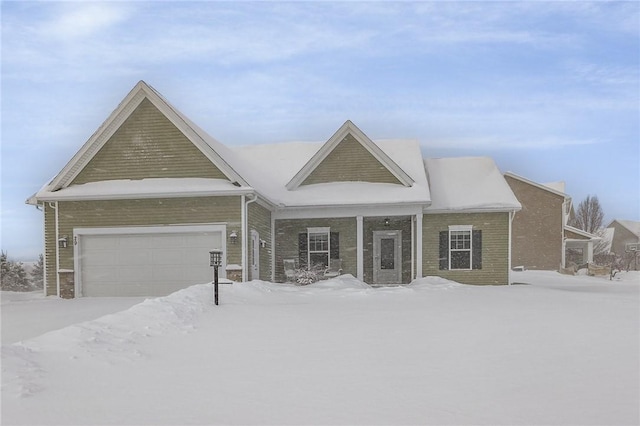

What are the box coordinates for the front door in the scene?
[250,230,260,280]
[373,230,402,284]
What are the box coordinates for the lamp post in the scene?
[209,249,223,305]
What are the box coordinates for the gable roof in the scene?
[425,157,522,213]
[285,120,414,190]
[235,139,430,207]
[564,225,600,240]
[42,81,250,194]
[504,172,569,199]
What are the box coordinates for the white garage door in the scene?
[79,227,223,297]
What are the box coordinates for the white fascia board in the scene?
[274,203,425,220]
[564,225,601,240]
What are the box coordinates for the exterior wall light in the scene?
[229,230,238,244]
[58,236,68,249]
[384,218,390,227]
[260,239,267,248]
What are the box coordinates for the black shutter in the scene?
[330,232,340,259]
[439,231,449,270]
[472,230,482,270]
[298,233,308,269]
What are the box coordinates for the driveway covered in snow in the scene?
[2,271,639,425]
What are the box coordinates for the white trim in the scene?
[250,229,260,280]
[356,216,364,281]
[415,213,423,279]
[35,188,256,202]
[73,224,227,297]
[425,207,521,214]
[286,120,414,190]
[411,216,415,279]
[448,226,473,271]
[508,210,515,285]
[54,202,60,297]
[42,204,47,296]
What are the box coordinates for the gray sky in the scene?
[2,1,639,260]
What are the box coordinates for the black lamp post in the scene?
[209,249,223,305]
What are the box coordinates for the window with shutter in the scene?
[443,225,481,271]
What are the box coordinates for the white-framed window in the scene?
[307,227,330,268]
[449,225,472,270]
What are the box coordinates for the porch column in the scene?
[416,213,423,278]
[356,215,364,281]
[586,241,594,264]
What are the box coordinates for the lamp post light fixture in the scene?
[209,249,223,305]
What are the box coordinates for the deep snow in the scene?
[2,271,639,425]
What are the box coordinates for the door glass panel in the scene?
[380,238,395,270]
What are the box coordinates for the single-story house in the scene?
[27,81,521,298]
[504,172,599,270]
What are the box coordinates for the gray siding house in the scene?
[28,81,521,298]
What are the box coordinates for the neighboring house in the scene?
[606,220,640,270]
[27,81,521,298]
[504,173,599,270]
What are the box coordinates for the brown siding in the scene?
[72,98,228,184]
[506,176,565,270]
[248,202,273,281]
[56,197,242,272]
[44,203,57,296]
[274,218,357,282]
[422,212,511,285]
[363,216,412,284]
[301,134,402,186]
[565,229,590,240]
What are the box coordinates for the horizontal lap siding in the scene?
[275,218,356,282]
[423,212,510,285]
[301,134,401,185]
[72,98,227,184]
[505,176,564,270]
[248,202,273,281]
[56,197,242,271]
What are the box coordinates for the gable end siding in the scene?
[72,98,228,184]
[301,134,402,186]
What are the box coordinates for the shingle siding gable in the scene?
[301,134,402,186]
[72,98,228,184]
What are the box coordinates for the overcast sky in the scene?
[2,1,639,261]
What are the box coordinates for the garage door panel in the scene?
[80,229,222,297]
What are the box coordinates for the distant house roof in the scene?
[608,219,640,238]
[425,157,522,213]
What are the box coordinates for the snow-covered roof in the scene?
[234,139,431,207]
[31,178,252,201]
[425,157,522,213]
[542,181,566,194]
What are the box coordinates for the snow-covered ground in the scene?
[2,271,638,425]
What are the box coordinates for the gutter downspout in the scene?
[242,194,258,282]
[508,210,515,285]
[49,202,60,297]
